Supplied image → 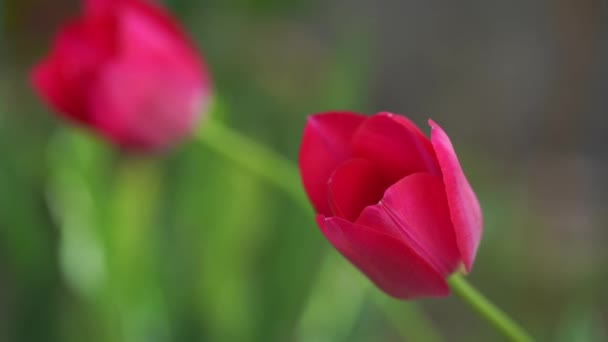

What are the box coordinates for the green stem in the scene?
[448,274,534,342]
[198,117,310,211]
[197,117,533,342]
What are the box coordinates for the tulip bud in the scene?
[31,0,210,151]
[299,112,482,299]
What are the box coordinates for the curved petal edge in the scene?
[429,119,483,272]
[298,112,367,215]
[356,172,461,276]
[316,215,449,299]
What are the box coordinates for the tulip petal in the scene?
[298,112,367,215]
[356,173,461,275]
[31,0,210,152]
[117,0,204,72]
[84,0,202,72]
[429,120,482,272]
[317,215,449,299]
[328,159,393,221]
[84,0,117,13]
[352,112,440,183]
[89,59,204,150]
[30,16,115,122]
[87,0,209,150]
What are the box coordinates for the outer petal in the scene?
[356,173,461,275]
[429,120,482,272]
[32,0,209,151]
[30,15,115,122]
[317,215,449,299]
[88,0,209,150]
[298,112,367,215]
[328,159,393,221]
[352,112,440,183]
[85,0,201,71]
[117,0,205,75]
[85,0,118,13]
[89,57,206,150]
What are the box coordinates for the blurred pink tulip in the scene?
[31,0,211,151]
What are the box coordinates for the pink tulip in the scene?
[31,0,210,151]
[299,112,482,299]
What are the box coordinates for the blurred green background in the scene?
[1,0,608,341]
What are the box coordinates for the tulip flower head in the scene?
[31,0,210,151]
[299,112,482,299]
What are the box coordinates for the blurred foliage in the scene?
[1,0,608,341]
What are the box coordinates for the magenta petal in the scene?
[429,120,482,272]
[30,17,114,122]
[298,112,367,215]
[317,215,449,299]
[328,159,393,221]
[85,0,118,13]
[30,58,77,119]
[356,173,461,275]
[117,0,205,74]
[87,0,209,150]
[31,0,210,152]
[89,58,205,150]
[352,112,440,183]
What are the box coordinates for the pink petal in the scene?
[118,0,204,74]
[85,0,199,70]
[30,16,115,122]
[89,56,206,150]
[317,215,449,299]
[298,112,367,215]
[328,159,393,221]
[30,56,81,120]
[352,112,440,184]
[356,173,461,275]
[85,0,116,13]
[31,0,210,152]
[85,0,209,150]
[429,119,482,272]
[112,0,207,91]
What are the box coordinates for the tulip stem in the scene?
[447,274,534,342]
[197,117,311,212]
[198,117,534,342]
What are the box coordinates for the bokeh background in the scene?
[1,0,608,341]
